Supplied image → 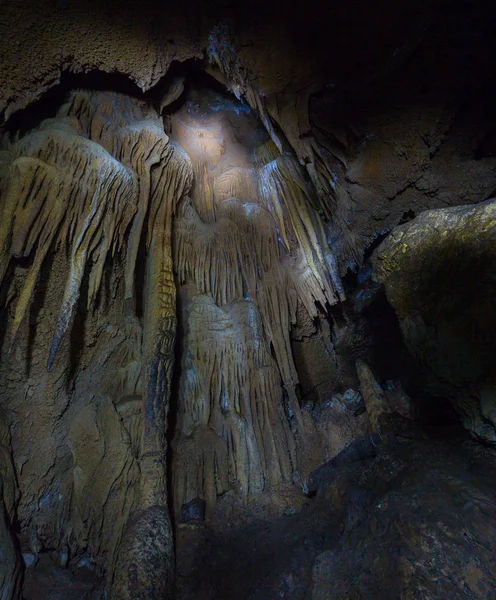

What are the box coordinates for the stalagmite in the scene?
[112,137,192,600]
[356,359,392,432]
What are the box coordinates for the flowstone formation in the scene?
[0,74,353,598]
[170,84,344,515]
[0,89,192,598]
[2,5,496,597]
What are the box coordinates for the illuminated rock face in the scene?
[170,86,344,514]
[1,9,496,594]
[0,82,347,597]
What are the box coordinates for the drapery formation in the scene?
[0,90,192,598]
[0,78,344,594]
[171,86,344,513]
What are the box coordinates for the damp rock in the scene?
[341,388,365,416]
[181,498,206,523]
[22,552,38,568]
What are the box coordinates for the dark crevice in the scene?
[66,264,90,388]
[25,250,56,377]
[3,70,145,137]
[474,131,496,160]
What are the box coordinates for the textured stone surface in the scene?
[171,84,344,517]
[1,3,496,597]
[310,440,496,600]
[110,506,174,600]
[0,412,21,600]
[372,199,496,441]
[175,437,496,600]
[0,496,22,600]
[181,498,206,523]
[0,90,192,596]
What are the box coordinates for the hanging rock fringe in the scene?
[0,89,193,598]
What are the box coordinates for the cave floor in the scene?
[175,498,340,600]
[175,434,496,600]
[22,555,104,600]
[18,434,496,600]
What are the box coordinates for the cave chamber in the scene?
[1,2,496,599]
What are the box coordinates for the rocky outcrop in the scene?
[309,439,496,600]
[373,199,496,442]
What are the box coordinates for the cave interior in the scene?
[1,1,496,599]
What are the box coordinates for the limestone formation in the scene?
[0,90,192,597]
[372,199,496,442]
[356,359,391,432]
[170,84,347,515]
[0,80,347,596]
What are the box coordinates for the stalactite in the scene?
[255,144,345,308]
[206,20,351,266]
[171,83,347,515]
[175,198,245,305]
[175,195,283,307]
[0,89,193,598]
[61,92,174,310]
[264,91,344,224]
[0,117,137,361]
[218,198,283,287]
[205,21,356,279]
[173,117,224,223]
[207,23,283,153]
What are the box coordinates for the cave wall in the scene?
[372,199,496,442]
[0,90,193,598]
